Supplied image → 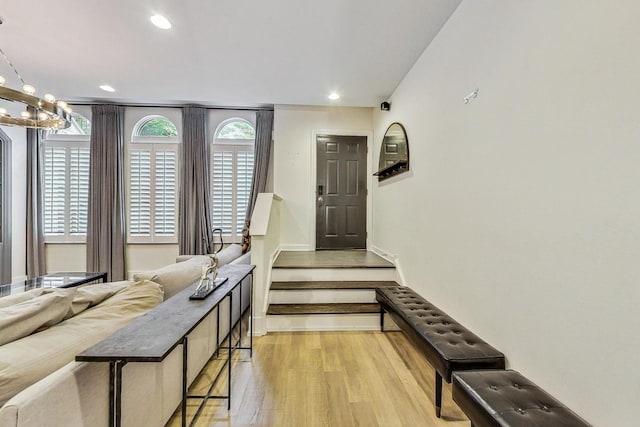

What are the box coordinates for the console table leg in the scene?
[109,362,115,427]
[250,272,253,357]
[227,293,233,410]
[216,307,220,358]
[182,336,188,427]
[115,361,126,427]
[238,283,242,348]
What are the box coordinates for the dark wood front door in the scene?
[316,135,367,249]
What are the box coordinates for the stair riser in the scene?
[269,289,377,304]
[266,313,400,332]
[271,268,396,282]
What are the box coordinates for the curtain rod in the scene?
[68,100,274,112]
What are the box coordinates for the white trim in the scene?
[261,246,281,313]
[278,243,312,251]
[370,245,406,286]
[310,129,374,251]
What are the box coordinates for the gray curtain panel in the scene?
[86,105,126,281]
[245,110,274,224]
[26,123,46,278]
[179,106,213,255]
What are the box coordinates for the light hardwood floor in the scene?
[167,325,469,427]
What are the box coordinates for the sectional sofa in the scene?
[0,246,250,427]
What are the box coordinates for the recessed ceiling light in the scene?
[150,14,172,30]
[99,85,115,92]
[328,92,340,100]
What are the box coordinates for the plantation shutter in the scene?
[154,149,177,236]
[43,146,67,235]
[212,150,234,235]
[129,148,151,236]
[69,147,90,235]
[235,150,254,235]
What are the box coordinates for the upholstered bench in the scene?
[452,370,592,427]
[376,287,505,418]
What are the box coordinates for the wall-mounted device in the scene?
[380,101,391,111]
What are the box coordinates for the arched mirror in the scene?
[374,122,409,181]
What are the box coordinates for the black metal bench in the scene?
[376,286,505,418]
[452,370,592,426]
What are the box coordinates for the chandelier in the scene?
[0,43,72,130]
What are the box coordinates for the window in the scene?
[128,115,179,243]
[211,118,255,242]
[42,112,91,242]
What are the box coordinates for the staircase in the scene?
[266,250,399,331]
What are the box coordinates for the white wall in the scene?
[273,105,373,249]
[371,1,639,426]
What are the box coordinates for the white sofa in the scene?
[0,246,251,427]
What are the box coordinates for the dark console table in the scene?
[77,264,254,427]
[0,271,108,297]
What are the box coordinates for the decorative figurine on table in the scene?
[190,228,229,300]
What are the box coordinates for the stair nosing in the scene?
[270,281,399,290]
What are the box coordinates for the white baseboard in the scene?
[369,246,395,263]
[252,315,267,336]
[278,244,312,251]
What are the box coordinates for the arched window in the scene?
[216,119,255,139]
[132,115,178,141]
[49,112,92,136]
[128,115,179,243]
[42,112,91,241]
[211,118,255,241]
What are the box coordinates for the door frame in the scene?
[0,128,11,283]
[310,129,373,251]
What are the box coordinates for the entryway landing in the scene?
[273,250,394,269]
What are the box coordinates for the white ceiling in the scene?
[0,0,461,108]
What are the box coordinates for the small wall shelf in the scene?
[373,160,408,181]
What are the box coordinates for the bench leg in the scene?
[435,371,443,418]
[380,307,385,331]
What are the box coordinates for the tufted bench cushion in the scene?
[452,370,591,427]
[376,286,505,417]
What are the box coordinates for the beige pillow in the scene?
[215,244,243,267]
[0,288,45,309]
[134,258,210,300]
[64,280,132,319]
[0,289,77,345]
